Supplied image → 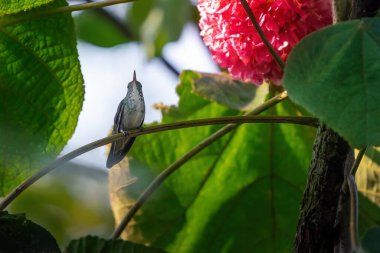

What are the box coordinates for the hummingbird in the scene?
[106,71,145,168]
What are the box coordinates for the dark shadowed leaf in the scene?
[284,18,380,147]
[361,227,380,253]
[0,0,84,195]
[0,211,60,253]
[65,236,166,253]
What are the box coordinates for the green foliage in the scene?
[190,72,268,111]
[127,0,194,57]
[361,227,380,253]
[0,0,53,15]
[0,211,60,253]
[358,193,380,235]
[0,0,84,195]
[10,163,113,246]
[284,18,380,147]
[66,236,167,253]
[111,71,316,252]
[75,10,129,47]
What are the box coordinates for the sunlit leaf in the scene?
[0,0,84,195]
[0,0,53,15]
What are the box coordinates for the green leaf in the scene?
[0,0,53,15]
[127,0,194,57]
[0,211,60,253]
[283,18,380,147]
[66,236,167,253]
[190,71,267,111]
[0,0,84,195]
[361,227,380,253]
[358,193,380,235]
[109,71,316,252]
[75,10,129,47]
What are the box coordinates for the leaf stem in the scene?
[346,146,366,251]
[239,0,286,70]
[350,146,367,176]
[0,111,318,210]
[111,91,289,238]
[0,0,137,26]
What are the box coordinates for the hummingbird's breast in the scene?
[122,86,145,130]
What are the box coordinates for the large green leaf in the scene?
[0,211,60,253]
[0,0,84,195]
[109,71,316,252]
[283,18,380,148]
[0,0,53,15]
[126,0,194,57]
[66,236,166,253]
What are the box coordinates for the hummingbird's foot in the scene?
[121,130,129,136]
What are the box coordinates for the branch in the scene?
[0,111,317,210]
[0,0,137,26]
[111,91,289,238]
[239,0,285,69]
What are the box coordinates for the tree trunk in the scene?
[293,125,353,252]
[293,1,380,252]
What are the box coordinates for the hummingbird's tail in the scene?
[106,137,136,168]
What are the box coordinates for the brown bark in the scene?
[293,125,354,253]
[293,1,380,252]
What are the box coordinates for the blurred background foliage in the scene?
[9,163,113,246]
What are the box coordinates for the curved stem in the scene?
[0,111,317,210]
[345,146,366,251]
[239,0,286,69]
[347,175,359,251]
[0,0,137,26]
[111,91,289,238]
[0,134,122,210]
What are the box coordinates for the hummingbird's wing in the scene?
[106,99,142,168]
[106,137,136,168]
[113,99,124,134]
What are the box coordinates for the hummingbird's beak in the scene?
[133,70,137,82]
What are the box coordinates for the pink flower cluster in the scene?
[198,0,332,85]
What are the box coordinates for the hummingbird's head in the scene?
[128,70,142,90]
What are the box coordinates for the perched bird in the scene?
[106,71,145,168]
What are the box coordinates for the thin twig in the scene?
[347,175,359,251]
[111,91,289,238]
[0,0,137,27]
[0,112,318,210]
[350,146,367,176]
[239,0,286,69]
[345,146,366,251]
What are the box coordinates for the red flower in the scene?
[198,0,332,85]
